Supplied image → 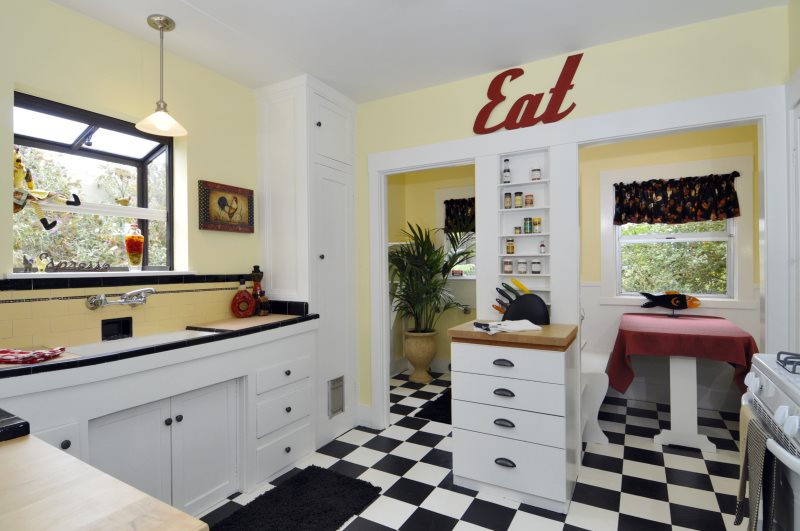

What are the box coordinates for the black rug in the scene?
[212,465,380,531]
[414,388,451,424]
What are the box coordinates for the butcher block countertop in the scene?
[0,435,207,531]
[188,313,298,332]
[448,321,577,351]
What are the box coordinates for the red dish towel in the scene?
[606,314,758,394]
[0,346,65,364]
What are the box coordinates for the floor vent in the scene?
[328,376,344,418]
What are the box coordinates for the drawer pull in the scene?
[493,359,515,367]
[493,418,515,428]
[60,439,71,450]
[494,457,517,468]
[285,406,292,413]
[493,388,515,398]
[285,369,292,376]
[285,446,292,453]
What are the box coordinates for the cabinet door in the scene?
[171,380,239,516]
[34,422,81,458]
[89,399,172,504]
[312,93,352,165]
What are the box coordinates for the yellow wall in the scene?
[1,0,259,274]
[579,125,760,283]
[387,166,476,366]
[791,0,800,74]
[356,7,788,403]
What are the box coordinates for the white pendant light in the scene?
[136,14,187,137]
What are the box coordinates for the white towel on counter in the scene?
[473,320,542,335]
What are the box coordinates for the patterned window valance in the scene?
[444,197,475,233]
[613,172,741,225]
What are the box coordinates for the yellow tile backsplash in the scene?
[0,282,240,349]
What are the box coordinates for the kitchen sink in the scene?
[67,330,219,357]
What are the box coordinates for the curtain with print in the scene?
[613,171,741,225]
[444,197,475,233]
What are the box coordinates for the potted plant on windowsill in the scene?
[389,223,474,383]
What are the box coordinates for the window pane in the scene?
[620,241,728,295]
[84,128,159,159]
[619,220,728,237]
[13,211,135,270]
[15,146,137,206]
[147,152,168,210]
[13,107,88,144]
[146,220,168,268]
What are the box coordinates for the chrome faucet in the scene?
[86,287,156,310]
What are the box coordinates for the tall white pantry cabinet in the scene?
[256,75,357,446]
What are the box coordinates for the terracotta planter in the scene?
[403,330,437,384]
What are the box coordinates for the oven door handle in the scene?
[766,439,800,476]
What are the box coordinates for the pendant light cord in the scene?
[159,26,165,106]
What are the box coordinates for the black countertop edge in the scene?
[0,314,320,380]
[0,273,255,292]
[0,407,30,442]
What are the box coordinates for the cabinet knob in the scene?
[285,369,292,376]
[493,388,515,398]
[285,406,292,413]
[316,121,322,127]
[494,457,517,468]
[319,254,325,260]
[60,439,71,450]
[176,415,184,423]
[494,418,515,428]
[164,418,173,426]
[285,446,292,453]
[493,359,514,368]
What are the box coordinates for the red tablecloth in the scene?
[606,313,758,394]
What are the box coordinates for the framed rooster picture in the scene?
[198,180,254,233]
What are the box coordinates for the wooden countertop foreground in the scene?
[448,321,577,351]
[190,313,297,331]
[0,436,208,531]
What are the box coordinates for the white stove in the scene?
[747,352,800,530]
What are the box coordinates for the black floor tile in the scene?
[395,416,429,430]
[518,503,567,522]
[662,444,703,459]
[719,410,740,422]
[329,460,369,479]
[665,468,714,490]
[383,477,436,506]
[363,435,403,453]
[626,406,659,419]
[270,467,303,486]
[401,381,425,390]
[617,513,671,531]
[708,436,739,452]
[420,448,452,469]
[698,416,728,429]
[390,394,404,403]
[669,503,727,530]
[598,411,627,424]
[226,491,241,500]
[354,425,383,435]
[571,482,620,512]
[624,424,661,438]
[624,446,665,467]
[461,498,517,531]
[430,378,450,387]
[373,454,417,476]
[391,404,417,416]
[200,501,241,527]
[705,459,740,479]
[716,492,745,516]
[603,396,628,406]
[398,508,458,531]
[407,431,444,448]
[606,431,626,445]
[345,517,394,530]
[393,373,410,381]
[410,390,437,400]
[582,451,624,474]
[318,439,358,458]
[620,475,669,502]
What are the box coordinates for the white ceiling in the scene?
[53,0,785,103]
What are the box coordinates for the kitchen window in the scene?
[12,93,172,272]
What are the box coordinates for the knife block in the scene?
[501,293,550,325]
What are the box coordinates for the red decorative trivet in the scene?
[0,347,65,364]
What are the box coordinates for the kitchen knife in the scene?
[495,298,509,309]
[511,278,531,294]
[496,287,513,303]
[501,283,520,298]
[492,304,506,314]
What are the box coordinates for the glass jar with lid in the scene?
[531,259,542,274]
[505,238,515,254]
[514,192,523,208]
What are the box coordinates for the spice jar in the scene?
[539,240,547,254]
[505,238,515,254]
[524,194,534,207]
[502,158,511,184]
[514,192,523,208]
[531,259,542,274]
[124,222,145,272]
[533,217,542,233]
[502,259,514,274]
[523,217,533,234]
[504,192,512,209]
[514,226,522,234]
[531,168,542,181]
[516,259,527,275]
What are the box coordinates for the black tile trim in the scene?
[0,273,250,292]
[0,314,319,379]
[0,407,30,442]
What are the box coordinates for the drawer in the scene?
[452,399,565,448]
[34,422,80,458]
[256,384,313,438]
[256,422,314,483]
[452,372,564,416]
[453,428,566,502]
[256,356,311,394]
[452,342,564,384]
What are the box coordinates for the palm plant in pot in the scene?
[389,223,475,383]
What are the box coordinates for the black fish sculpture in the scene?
[640,291,701,311]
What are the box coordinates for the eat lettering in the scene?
[473,53,583,135]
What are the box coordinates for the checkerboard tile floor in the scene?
[201,371,745,530]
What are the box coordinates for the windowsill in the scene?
[448,276,476,281]
[598,295,759,310]
[6,271,195,280]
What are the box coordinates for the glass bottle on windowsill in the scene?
[124,222,145,272]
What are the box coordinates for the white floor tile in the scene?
[619,493,672,524]
[584,442,624,460]
[599,403,627,415]
[343,446,387,467]
[435,436,453,451]
[624,434,661,451]
[358,496,417,529]
[358,468,401,493]
[382,424,417,441]
[508,510,563,531]
[398,396,427,408]
[391,441,432,461]
[627,399,658,411]
[622,459,667,483]
[475,490,520,510]
[420,420,452,435]
[576,465,622,492]
[703,448,739,465]
[421,384,446,394]
[295,452,339,470]
[698,425,734,439]
[663,452,707,474]
[403,462,450,486]
[390,379,406,387]
[453,521,491,530]
[391,387,416,396]
[626,415,660,429]
[709,474,739,496]
[564,501,619,531]
[419,487,474,519]
[231,482,274,506]
[667,484,721,512]
[336,428,376,446]
[599,419,626,434]
[389,413,404,425]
